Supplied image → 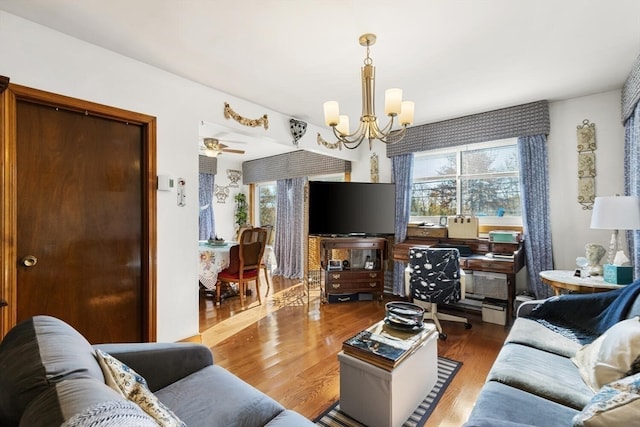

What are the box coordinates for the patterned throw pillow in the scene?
[61,400,158,427]
[571,317,640,391]
[95,349,186,427]
[573,373,640,427]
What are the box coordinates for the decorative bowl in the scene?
[384,302,425,331]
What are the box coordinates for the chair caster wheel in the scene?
[464,323,472,329]
[439,333,447,340]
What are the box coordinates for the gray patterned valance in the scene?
[622,54,640,123]
[386,100,550,157]
[243,150,351,184]
[199,155,217,175]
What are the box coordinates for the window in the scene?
[258,183,277,227]
[411,139,521,222]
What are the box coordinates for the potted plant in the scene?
[234,193,249,229]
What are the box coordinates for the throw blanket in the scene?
[526,280,640,344]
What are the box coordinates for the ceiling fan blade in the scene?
[222,149,245,154]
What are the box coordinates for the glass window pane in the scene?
[411,180,456,216]
[460,177,521,216]
[462,145,519,175]
[413,152,457,177]
[258,184,277,226]
[411,140,521,220]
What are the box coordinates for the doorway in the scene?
[0,80,157,342]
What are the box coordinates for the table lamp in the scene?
[590,195,640,284]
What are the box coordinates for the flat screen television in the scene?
[308,181,396,236]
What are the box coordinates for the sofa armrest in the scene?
[93,342,213,392]
[516,299,547,317]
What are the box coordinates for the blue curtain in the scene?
[517,135,554,298]
[624,103,640,279]
[391,153,414,295]
[199,172,215,240]
[273,177,305,279]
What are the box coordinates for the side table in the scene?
[539,270,624,296]
[338,322,438,427]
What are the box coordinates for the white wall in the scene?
[209,156,247,242]
[547,90,626,269]
[0,11,348,341]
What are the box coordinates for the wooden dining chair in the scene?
[260,225,274,293]
[216,227,267,307]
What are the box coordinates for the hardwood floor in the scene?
[199,274,510,426]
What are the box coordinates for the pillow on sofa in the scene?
[572,317,640,392]
[573,372,640,427]
[19,377,155,427]
[95,349,185,427]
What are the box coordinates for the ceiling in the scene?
[2,0,640,159]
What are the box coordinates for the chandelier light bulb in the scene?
[384,88,402,116]
[336,115,350,135]
[323,101,340,127]
[400,101,415,125]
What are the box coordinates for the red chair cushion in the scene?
[218,269,259,281]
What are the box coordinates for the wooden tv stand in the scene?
[318,236,386,302]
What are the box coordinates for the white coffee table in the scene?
[338,322,438,427]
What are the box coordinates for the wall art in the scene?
[223,102,269,130]
[214,184,230,203]
[226,169,242,187]
[577,119,596,210]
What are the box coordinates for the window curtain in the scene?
[273,177,305,279]
[391,153,414,296]
[198,172,215,240]
[624,104,640,278]
[517,135,554,299]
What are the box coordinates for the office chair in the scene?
[406,247,471,340]
[217,227,267,308]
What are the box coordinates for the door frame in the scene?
[0,78,157,341]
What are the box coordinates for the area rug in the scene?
[314,357,461,427]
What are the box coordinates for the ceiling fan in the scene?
[201,137,246,157]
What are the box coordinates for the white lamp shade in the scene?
[590,196,640,230]
[323,101,340,126]
[336,115,350,135]
[384,88,402,116]
[399,101,415,125]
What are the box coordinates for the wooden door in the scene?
[1,82,157,343]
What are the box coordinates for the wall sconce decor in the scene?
[316,132,342,150]
[289,118,307,147]
[223,102,269,130]
[577,119,596,210]
[226,169,242,187]
[214,184,230,203]
[370,153,379,183]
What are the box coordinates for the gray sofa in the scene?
[464,281,640,426]
[0,315,314,427]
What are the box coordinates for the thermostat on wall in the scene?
[157,175,174,191]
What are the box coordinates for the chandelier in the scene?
[323,33,415,150]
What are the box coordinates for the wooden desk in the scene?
[394,234,525,320]
[539,270,624,296]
